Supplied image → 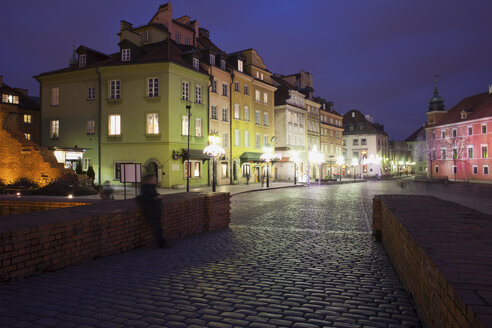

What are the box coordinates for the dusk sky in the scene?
[1,0,491,140]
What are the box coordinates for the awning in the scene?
[182,148,210,162]
[239,152,263,164]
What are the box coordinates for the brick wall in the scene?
[0,192,230,283]
[373,195,491,328]
[0,200,87,216]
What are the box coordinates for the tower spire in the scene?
[428,74,445,111]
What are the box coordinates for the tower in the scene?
[426,75,446,126]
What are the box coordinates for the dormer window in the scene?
[121,49,131,62]
[144,31,150,41]
[79,54,86,68]
[256,71,259,79]
[260,73,264,80]
[210,54,215,66]
[193,58,199,71]
[2,94,19,104]
[220,59,226,70]
[176,32,181,43]
[238,60,243,72]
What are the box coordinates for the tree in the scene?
[86,165,95,184]
[421,128,441,178]
[442,126,470,182]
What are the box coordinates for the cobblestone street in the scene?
[6,180,484,327]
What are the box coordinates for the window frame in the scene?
[121,49,131,62]
[146,113,160,135]
[79,54,86,68]
[195,85,202,104]
[51,87,60,106]
[195,117,202,137]
[182,81,190,101]
[108,114,121,136]
[109,80,121,100]
[50,120,59,138]
[147,77,159,98]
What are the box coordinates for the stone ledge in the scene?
[373,194,492,328]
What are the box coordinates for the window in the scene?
[87,120,95,134]
[256,72,259,79]
[23,115,32,124]
[195,118,202,137]
[108,115,121,136]
[83,158,91,171]
[234,129,240,146]
[222,108,228,122]
[263,93,268,104]
[144,30,150,41]
[109,80,120,99]
[484,165,489,175]
[238,60,243,72]
[2,94,19,104]
[211,105,217,120]
[234,104,240,119]
[244,131,249,147]
[264,135,269,147]
[88,87,95,100]
[353,139,359,146]
[222,133,228,148]
[210,54,215,66]
[182,115,189,136]
[50,120,59,138]
[441,130,446,139]
[79,54,86,68]
[263,112,268,126]
[244,106,250,121]
[256,133,261,149]
[222,83,228,97]
[221,162,229,178]
[193,58,199,71]
[114,162,133,180]
[121,49,131,62]
[234,81,240,92]
[468,126,473,136]
[195,85,202,104]
[244,85,249,95]
[255,111,260,125]
[182,81,190,101]
[260,73,264,80]
[212,80,217,93]
[242,164,251,177]
[482,146,488,158]
[255,90,261,102]
[51,87,60,105]
[220,59,226,70]
[441,148,446,160]
[435,166,439,174]
[452,128,457,137]
[175,32,181,43]
[361,139,367,145]
[146,113,159,134]
[185,36,190,45]
[473,165,478,175]
[482,124,487,134]
[24,133,31,140]
[184,160,201,178]
[144,78,159,98]
[453,165,457,174]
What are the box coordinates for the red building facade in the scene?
[426,87,492,182]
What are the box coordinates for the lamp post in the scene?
[351,157,359,181]
[336,156,345,182]
[329,155,334,179]
[309,145,325,186]
[260,147,279,188]
[290,151,302,185]
[186,104,192,192]
[204,135,226,192]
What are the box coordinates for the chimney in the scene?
[199,27,209,39]
[0,75,3,88]
[489,83,492,94]
[151,2,172,28]
[120,20,133,32]
[14,88,28,96]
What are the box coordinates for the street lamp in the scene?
[260,147,280,188]
[204,135,226,192]
[290,151,302,185]
[309,145,325,186]
[336,156,345,181]
[186,104,192,192]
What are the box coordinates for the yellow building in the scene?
[228,49,276,184]
[319,103,344,178]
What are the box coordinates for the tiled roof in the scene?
[343,109,387,135]
[0,82,39,111]
[404,126,425,142]
[434,92,492,126]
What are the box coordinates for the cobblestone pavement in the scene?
[0,182,430,328]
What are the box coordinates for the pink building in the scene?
[426,85,492,182]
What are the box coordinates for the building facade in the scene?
[404,125,427,175]
[319,103,344,178]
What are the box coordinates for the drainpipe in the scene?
[96,68,102,185]
[229,71,234,185]
[207,65,213,187]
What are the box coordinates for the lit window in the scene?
[87,120,95,134]
[146,113,159,134]
[221,162,229,178]
[24,133,31,140]
[264,135,269,147]
[88,87,95,100]
[182,81,190,101]
[175,32,180,43]
[195,85,202,104]
[482,146,488,158]
[263,93,268,104]
[238,60,243,72]
[79,54,86,68]
[244,131,249,147]
[182,115,189,136]
[211,105,217,120]
[234,129,240,146]
[255,90,260,102]
[234,104,240,120]
[260,73,264,80]
[210,54,215,66]
[83,158,91,171]
[50,120,59,138]
[108,115,121,136]
[244,106,250,121]
[109,80,120,99]
[23,115,32,124]
[195,118,202,137]
[256,72,259,79]
[193,58,199,71]
[148,78,159,97]
[121,49,131,62]
[51,87,59,105]
[256,133,261,149]
[222,108,228,122]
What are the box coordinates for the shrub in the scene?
[86,166,95,183]
[33,174,97,196]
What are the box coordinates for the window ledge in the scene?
[144,96,161,102]
[145,133,161,136]
[106,98,122,104]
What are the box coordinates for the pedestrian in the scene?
[138,175,170,248]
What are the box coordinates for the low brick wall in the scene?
[0,200,88,216]
[373,195,492,328]
[0,192,230,283]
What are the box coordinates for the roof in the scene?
[343,109,387,136]
[0,82,40,111]
[433,92,492,126]
[404,126,426,142]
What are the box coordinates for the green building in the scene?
[36,21,211,188]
